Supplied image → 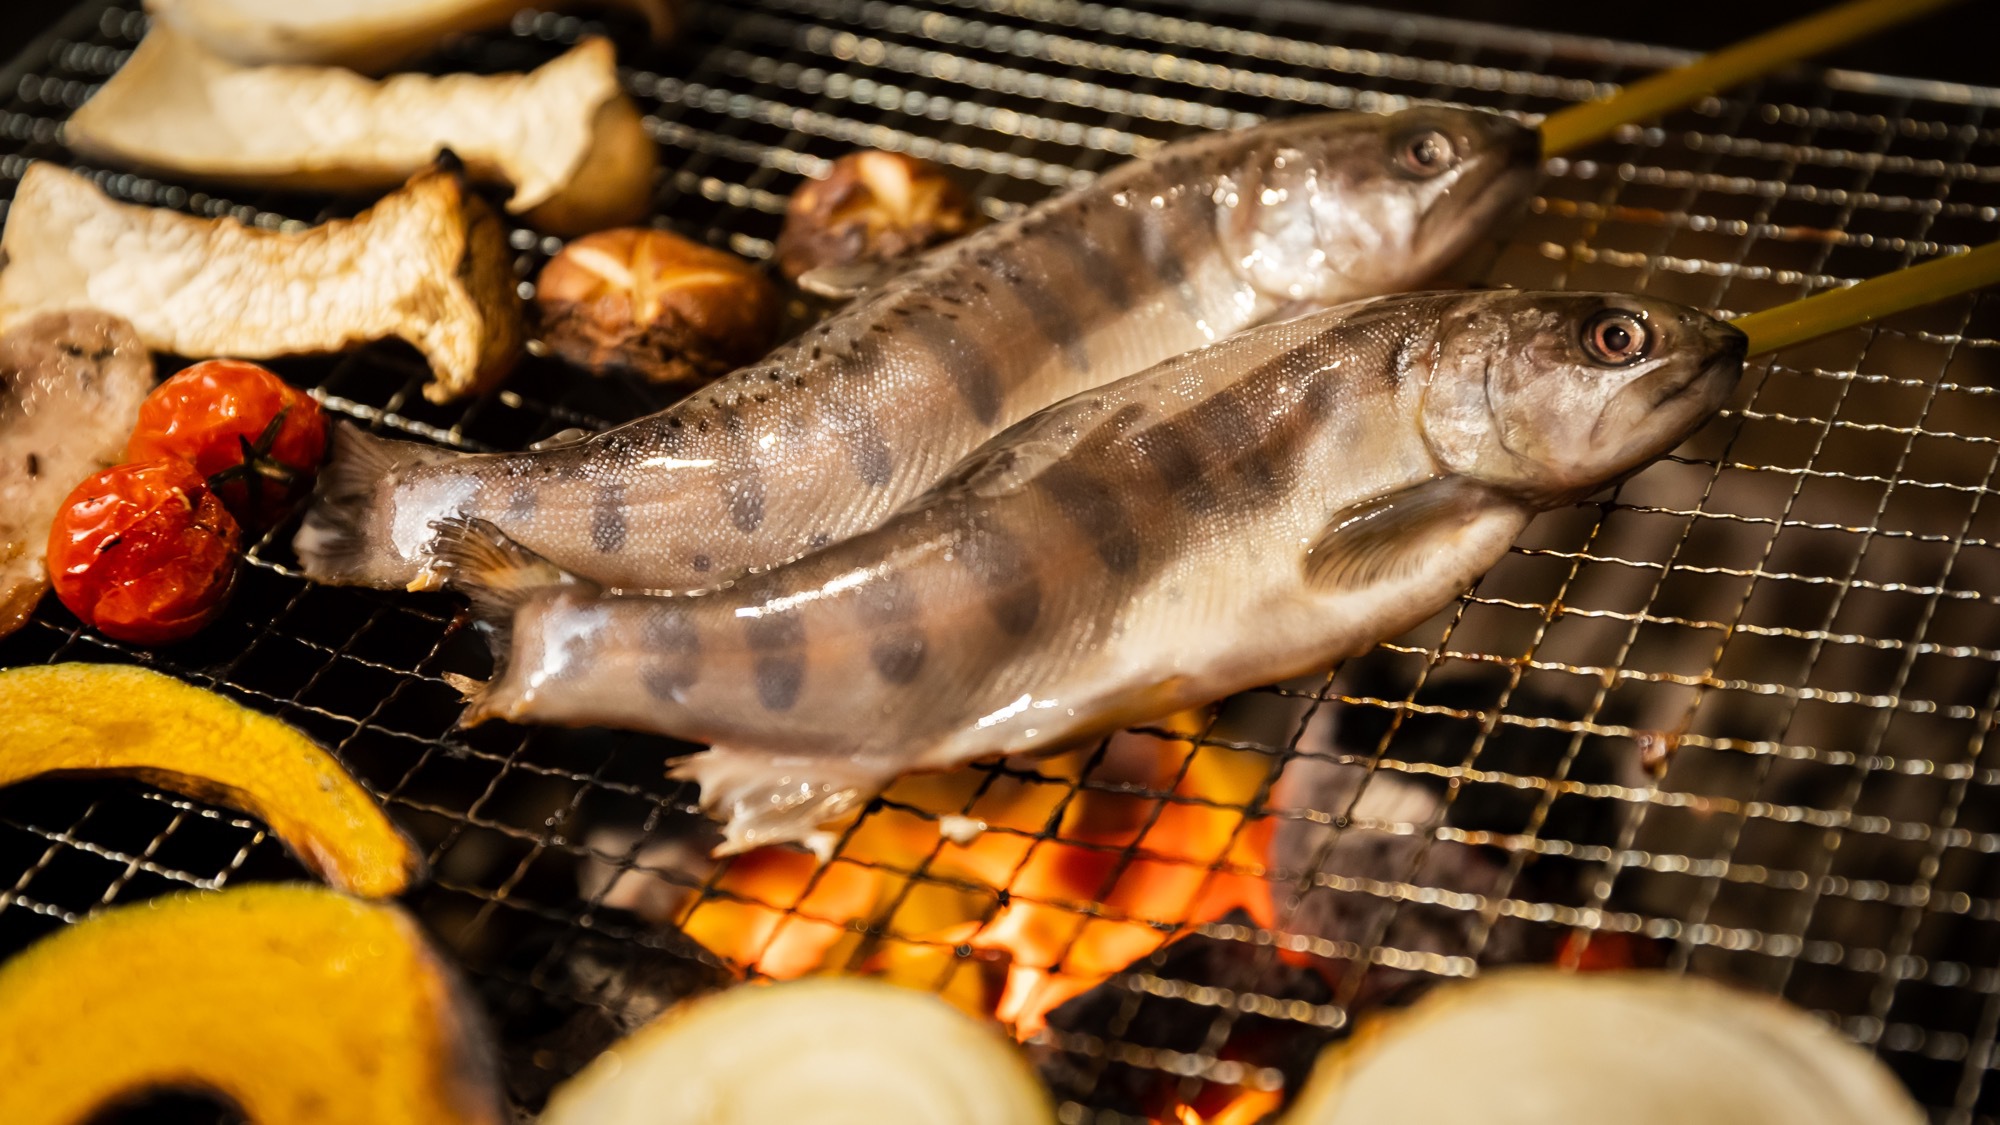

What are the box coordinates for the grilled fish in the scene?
[1,312,155,638]
[434,290,1746,853]
[298,107,1539,591]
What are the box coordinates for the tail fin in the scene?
[294,423,462,587]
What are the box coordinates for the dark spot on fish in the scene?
[1136,416,1218,511]
[591,483,626,552]
[692,553,711,572]
[847,427,894,487]
[639,605,701,700]
[1000,256,1088,371]
[1301,370,1337,420]
[821,336,896,487]
[1137,209,1188,289]
[667,416,683,429]
[1199,381,1253,446]
[744,610,805,711]
[721,410,766,533]
[1037,461,1141,573]
[25,452,38,478]
[504,481,538,523]
[906,306,1003,425]
[958,520,1040,635]
[1237,449,1285,497]
[1049,224,1134,313]
[870,632,926,684]
[809,533,831,549]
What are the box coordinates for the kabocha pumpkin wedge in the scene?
[0,162,523,404]
[0,884,506,1125]
[67,32,657,236]
[0,663,420,897]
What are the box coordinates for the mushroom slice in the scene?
[67,32,656,236]
[145,0,681,73]
[0,163,522,404]
[542,978,1057,1125]
[0,884,505,1125]
[1284,969,1923,1125]
[0,311,153,638]
[0,663,423,898]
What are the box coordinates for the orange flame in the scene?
[677,710,1279,1037]
[1173,1089,1285,1125]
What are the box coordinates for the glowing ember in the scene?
[1173,1089,1285,1125]
[677,710,1278,1037]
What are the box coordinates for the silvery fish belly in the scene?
[436,289,1746,853]
[298,106,1539,592]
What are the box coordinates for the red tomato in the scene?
[126,359,329,528]
[46,460,243,645]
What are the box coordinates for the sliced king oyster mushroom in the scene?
[0,163,523,404]
[144,0,682,73]
[66,31,656,236]
[0,310,154,639]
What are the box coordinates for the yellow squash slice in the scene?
[0,884,505,1125]
[0,663,420,898]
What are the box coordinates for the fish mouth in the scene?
[1647,321,1747,409]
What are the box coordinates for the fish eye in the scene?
[1396,130,1457,177]
[1581,309,1650,366]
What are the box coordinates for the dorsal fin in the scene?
[796,260,907,300]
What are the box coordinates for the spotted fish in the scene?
[297,107,1540,591]
[432,290,1747,853]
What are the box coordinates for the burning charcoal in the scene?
[492,923,729,1110]
[1034,911,1339,1120]
[1268,749,1555,1010]
[576,826,719,927]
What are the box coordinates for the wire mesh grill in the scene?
[5,0,2000,1120]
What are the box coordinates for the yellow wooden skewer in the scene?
[1538,0,1966,158]
[1732,241,2000,355]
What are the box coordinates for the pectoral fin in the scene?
[1303,477,1509,593]
[670,746,901,856]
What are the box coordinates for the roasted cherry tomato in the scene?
[126,359,329,529]
[47,459,242,645]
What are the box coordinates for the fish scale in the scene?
[437,290,1747,854]
[297,107,1540,593]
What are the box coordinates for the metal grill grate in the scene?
[5,0,2000,1120]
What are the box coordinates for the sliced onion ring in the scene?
[541,978,1056,1125]
[1283,969,1921,1125]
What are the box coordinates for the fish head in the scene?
[1418,291,1747,502]
[1216,106,1539,304]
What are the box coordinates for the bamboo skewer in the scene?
[1537,0,1966,158]
[1734,241,2000,355]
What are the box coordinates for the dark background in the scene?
[0,0,1992,85]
